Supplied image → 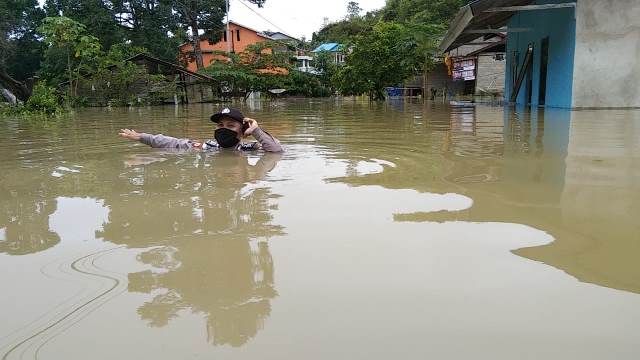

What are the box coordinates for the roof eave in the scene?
[438,4,475,54]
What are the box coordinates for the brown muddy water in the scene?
[0,100,639,359]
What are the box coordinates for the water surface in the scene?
[1,100,639,359]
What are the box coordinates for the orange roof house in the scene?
[179,21,273,72]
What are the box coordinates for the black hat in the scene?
[210,107,245,123]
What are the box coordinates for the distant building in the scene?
[179,21,273,72]
[439,0,640,108]
[261,31,300,53]
[398,37,505,99]
[447,36,506,97]
[294,55,317,74]
[312,43,346,65]
[262,31,299,44]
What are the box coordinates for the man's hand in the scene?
[243,117,259,137]
[119,128,141,141]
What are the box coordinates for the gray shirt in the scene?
[139,127,283,152]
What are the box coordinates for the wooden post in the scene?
[423,68,427,103]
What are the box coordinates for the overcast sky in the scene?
[229,0,386,39]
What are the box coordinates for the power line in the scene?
[233,0,292,37]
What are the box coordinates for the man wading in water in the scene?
[119,108,283,152]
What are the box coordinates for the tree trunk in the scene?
[1,88,17,104]
[191,20,204,70]
[0,69,32,102]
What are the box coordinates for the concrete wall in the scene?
[179,23,271,72]
[404,64,466,97]
[505,0,576,108]
[572,0,640,108]
[475,53,506,95]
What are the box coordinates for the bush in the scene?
[286,71,332,97]
[0,83,63,118]
[25,83,62,114]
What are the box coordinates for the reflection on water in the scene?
[331,105,640,294]
[98,152,283,346]
[516,111,640,293]
[0,195,59,255]
[0,101,639,358]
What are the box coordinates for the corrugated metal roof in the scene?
[312,43,342,52]
[438,0,534,53]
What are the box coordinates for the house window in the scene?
[223,31,227,42]
[236,29,240,41]
[494,53,505,61]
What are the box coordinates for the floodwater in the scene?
[0,100,639,359]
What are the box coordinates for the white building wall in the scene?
[572,0,640,108]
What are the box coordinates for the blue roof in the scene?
[312,43,342,52]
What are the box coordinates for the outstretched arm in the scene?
[119,129,197,150]
[243,118,283,152]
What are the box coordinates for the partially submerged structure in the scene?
[399,37,505,99]
[70,53,218,106]
[126,54,218,103]
[439,0,640,108]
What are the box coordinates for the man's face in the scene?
[216,117,243,140]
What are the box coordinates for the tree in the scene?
[346,1,362,19]
[334,22,419,101]
[199,41,293,99]
[38,16,101,96]
[312,9,378,46]
[112,0,183,61]
[381,0,465,25]
[409,23,445,100]
[0,0,46,101]
[172,0,226,70]
[44,0,125,50]
[314,51,337,89]
[79,44,179,106]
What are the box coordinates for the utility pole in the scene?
[226,0,267,55]
[226,0,231,54]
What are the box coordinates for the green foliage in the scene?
[25,82,62,114]
[198,51,258,97]
[111,0,183,61]
[334,22,419,100]
[38,16,102,97]
[4,36,45,82]
[37,18,175,107]
[199,46,330,99]
[314,51,338,89]
[0,0,46,81]
[0,82,62,117]
[172,0,226,41]
[77,45,179,106]
[312,0,466,99]
[39,46,71,86]
[244,41,294,71]
[346,1,362,19]
[381,0,466,25]
[44,0,126,50]
[311,13,378,46]
[286,71,332,97]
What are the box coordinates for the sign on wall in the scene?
[452,58,476,81]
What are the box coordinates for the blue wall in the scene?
[504,0,576,108]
